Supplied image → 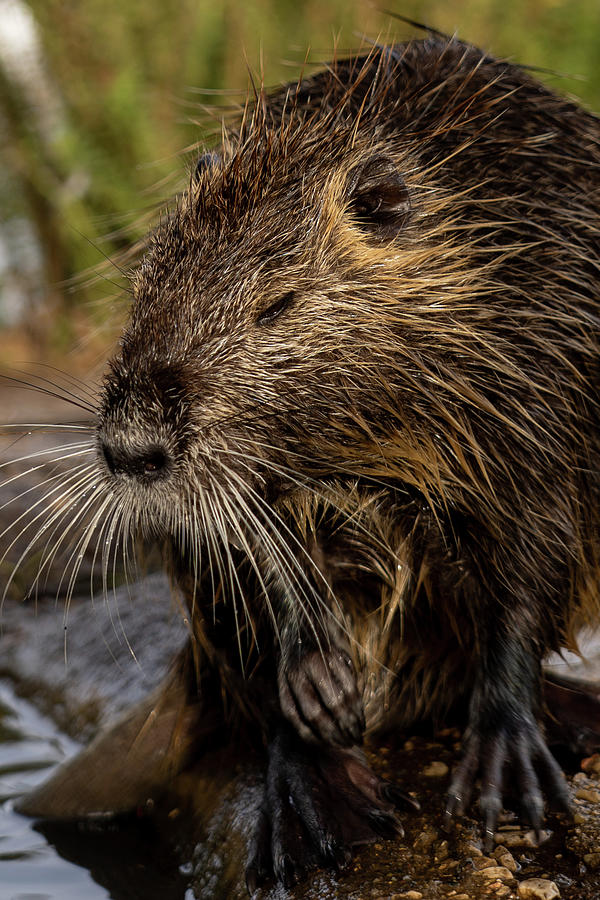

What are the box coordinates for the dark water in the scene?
[0,679,104,900]
[0,680,194,900]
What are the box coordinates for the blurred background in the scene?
[0,0,599,376]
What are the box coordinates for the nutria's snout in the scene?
[100,440,172,482]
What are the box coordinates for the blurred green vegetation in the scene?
[0,0,599,361]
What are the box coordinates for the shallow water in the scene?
[0,679,103,900]
[0,680,193,900]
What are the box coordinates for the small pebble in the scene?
[581,753,600,777]
[439,859,460,872]
[583,851,600,869]
[493,846,518,873]
[412,829,437,852]
[517,878,560,899]
[497,829,549,849]
[575,787,600,803]
[472,865,514,880]
[435,839,450,861]
[422,760,449,777]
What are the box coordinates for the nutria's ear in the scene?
[348,155,411,239]
[193,151,220,181]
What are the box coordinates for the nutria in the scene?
[11,32,600,889]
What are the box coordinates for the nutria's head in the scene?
[95,81,456,549]
[94,44,495,554]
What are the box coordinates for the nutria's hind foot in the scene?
[445,719,571,851]
[246,724,418,891]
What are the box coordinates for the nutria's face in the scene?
[96,136,417,544]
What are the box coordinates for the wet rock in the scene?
[575,788,600,803]
[496,829,550,849]
[493,846,518,873]
[472,856,498,870]
[472,865,514,881]
[517,877,560,899]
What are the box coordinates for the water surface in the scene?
[0,680,192,900]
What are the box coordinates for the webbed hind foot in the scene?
[246,724,418,892]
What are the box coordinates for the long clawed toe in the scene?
[445,720,571,851]
[246,727,417,891]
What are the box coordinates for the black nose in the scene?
[101,442,170,480]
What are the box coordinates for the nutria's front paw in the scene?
[278,648,364,746]
[445,718,571,850]
[245,726,418,893]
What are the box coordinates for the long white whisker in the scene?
[216,475,277,647]
[206,490,248,667]
[56,484,114,608]
[0,462,97,554]
[228,441,401,565]
[1,466,99,605]
[20,471,102,598]
[0,443,94,479]
[108,505,140,665]
[0,423,93,431]
[218,463,333,656]
[0,374,96,415]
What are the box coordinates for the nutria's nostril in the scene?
[142,449,168,475]
[100,442,170,480]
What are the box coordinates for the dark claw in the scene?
[366,808,402,839]
[275,853,303,890]
[515,733,545,832]
[245,807,271,894]
[446,733,479,819]
[521,787,545,834]
[479,729,506,849]
[382,781,421,811]
[331,844,352,872]
[320,836,352,872]
[536,738,572,815]
[245,868,258,897]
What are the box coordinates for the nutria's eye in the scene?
[349,154,411,240]
[256,292,295,326]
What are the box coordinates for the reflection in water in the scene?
[0,681,191,900]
